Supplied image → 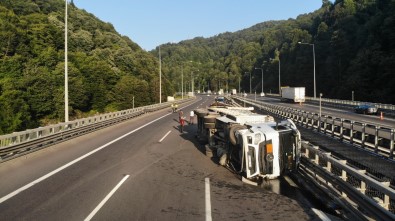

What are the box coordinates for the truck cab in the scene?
[195,106,301,183]
[235,120,301,180]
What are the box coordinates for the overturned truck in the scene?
[194,105,301,183]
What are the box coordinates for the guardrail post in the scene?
[361,123,366,149]
[350,121,354,144]
[390,129,394,158]
[314,146,319,164]
[331,119,335,138]
[339,160,347,197]
[374,126,380,153]
[381,182,390,210]
[340,119,344,141]
[323,116,327,134]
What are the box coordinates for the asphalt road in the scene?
[251,96,395,128]
[0,96,331,221]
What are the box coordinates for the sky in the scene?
[74,1,323,51]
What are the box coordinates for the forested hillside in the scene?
[0,0,169,134]
[156,0,395,104]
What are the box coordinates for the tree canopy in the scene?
[0,0,165,134]
[154,0,395,105]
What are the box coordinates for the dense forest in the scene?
[155,0,395,104]
[0,0,169,134]
[0,0,394,135]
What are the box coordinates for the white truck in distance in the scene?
[194,104,301,184]
[231,89,237,95]
[281,87,305,103]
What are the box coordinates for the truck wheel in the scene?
[205,144,213,158]
[204,116,216,123]
[229,124,247,145]
[204,123,215,129]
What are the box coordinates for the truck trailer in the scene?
[194,105,301,184]
[281,87,305,103]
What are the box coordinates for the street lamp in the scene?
[181,65,184,99]
[270,58,281,95]
[245,72,251,94]
[64,0,69,122]
[254,67,264,94]
[238,75,241,94]
[298,42,316,98]
[319,93,323,117]
[159,45,162,103]
[189,61,200,96]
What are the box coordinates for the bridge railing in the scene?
[236,95,395,219]
[266,93,395,115]
[301,141,395,220]
[0,98,194,161]
[235,96,395,159]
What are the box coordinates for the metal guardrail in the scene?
[233,95,395,218]
[236,96,395,159]
[0,98,194,162]
[266,93,395,115]
[301,141,395,220]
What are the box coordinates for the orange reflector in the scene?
[266,143,273,154]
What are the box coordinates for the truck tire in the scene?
[204,123,215,129]
[229,124,247,145]
[204,116,216,123]
[196,111,208,118]
[205,144,213,158]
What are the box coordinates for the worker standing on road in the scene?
[179,110,185,132]
[189,110,195,125]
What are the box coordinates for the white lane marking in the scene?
[312,208,331,221]
[0,112,172,204]
[205,177,212,221]
[84,175,130,221]
[159,130,171,143]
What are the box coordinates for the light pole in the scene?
[254,67,264,94]
[352,91,354,101]
[245,72,251,94]
[238,75,241,94]
[64,0,69,122]
[270,58,281,95]
[319,93,323,117]
[159,46,162,103]
[189,61,200,96]
[298,42,316,98]
[181,65,184,99]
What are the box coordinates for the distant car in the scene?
[243,93,247,97]
[260,92,265,97]
[354,104,378,114]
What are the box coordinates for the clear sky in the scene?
[73,1,323,51]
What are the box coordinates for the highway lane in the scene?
[0,96,328,220]
[251,96,395,128]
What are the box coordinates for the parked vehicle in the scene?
[231,89,237,95]
[260,92,265,97]
[281,87,305,103]
[194,106,301,184]
[354,104,378,115]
